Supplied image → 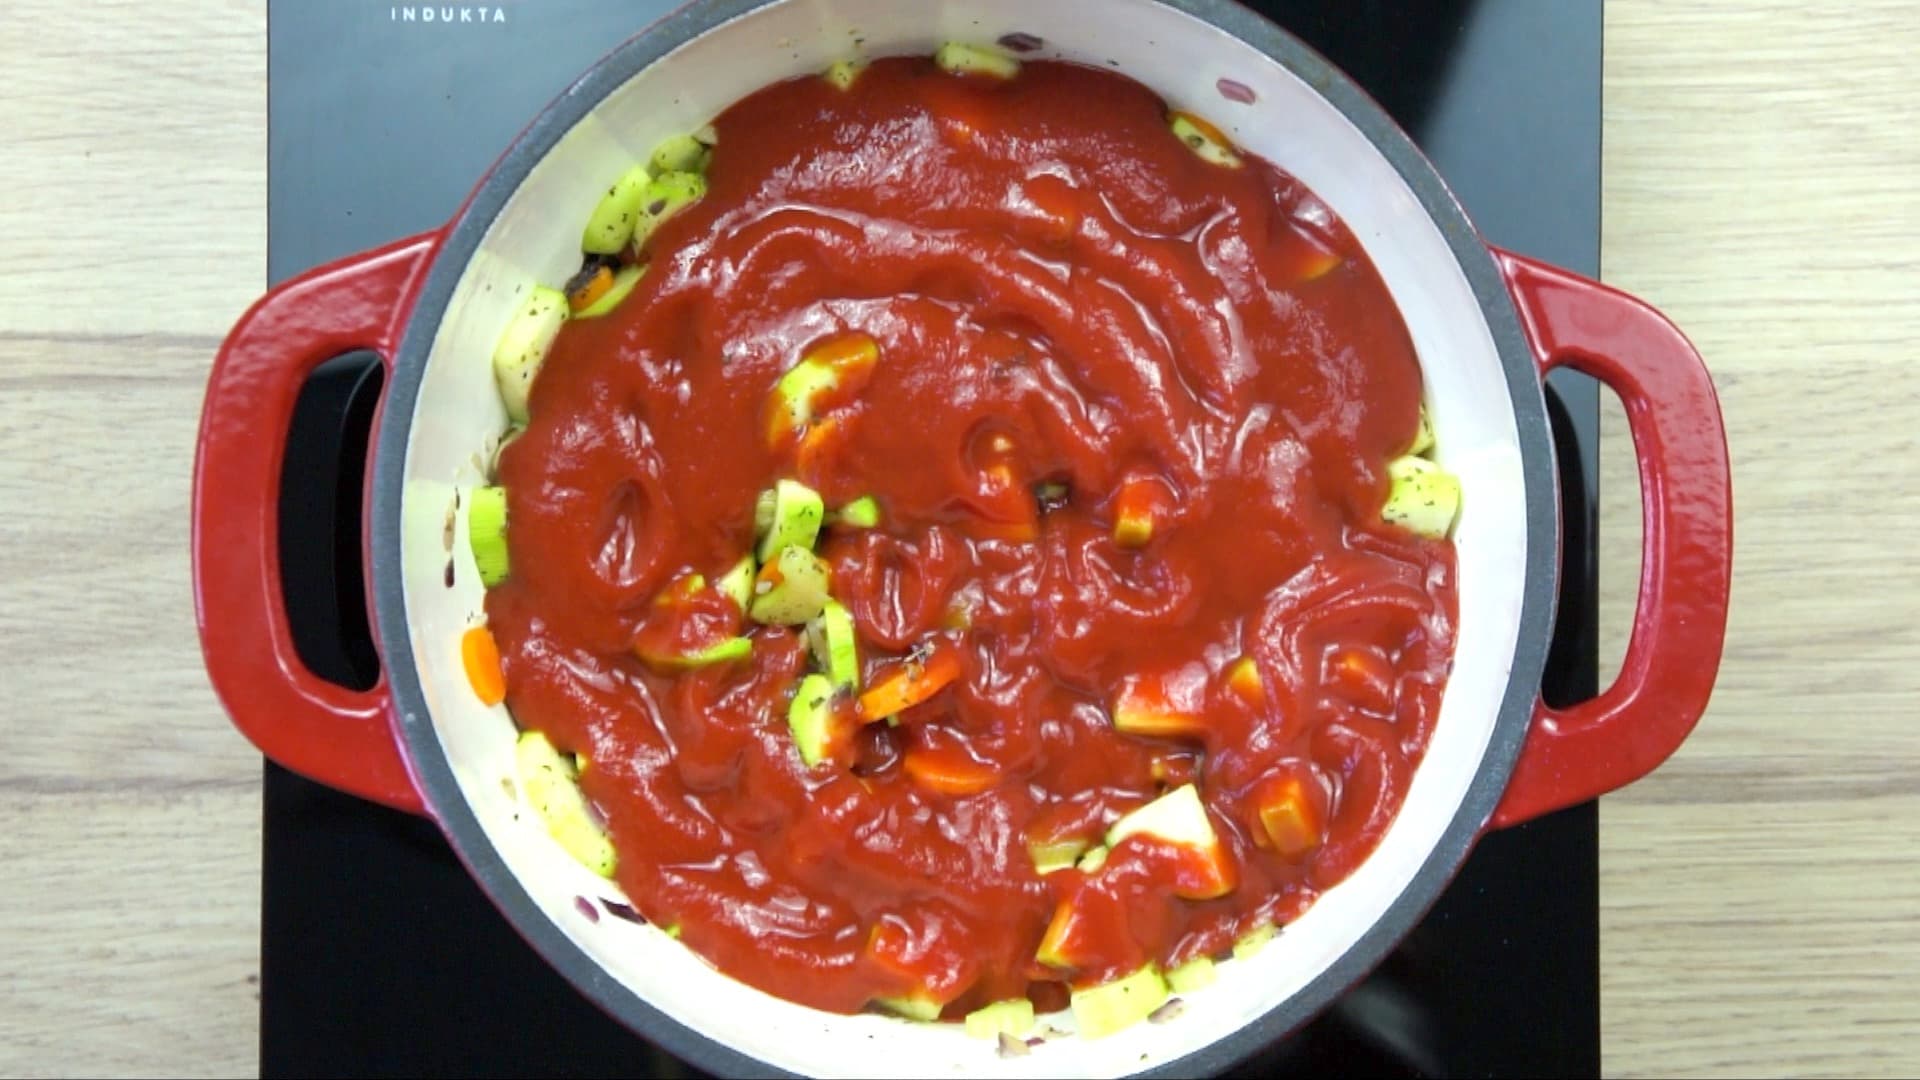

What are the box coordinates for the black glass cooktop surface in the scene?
[264,2,1603,1075]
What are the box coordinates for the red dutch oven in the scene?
[193,0,1731,1074]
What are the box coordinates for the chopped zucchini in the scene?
[1106,784,1234,900]
[1224,656,1264,703]
[574,264,647,320]
[468,485,510,587]
[648,133,711,176]
[756,478,826,561]
[716,554,756,614]
[1231,923,1276,961]
[639,635,753,672]
[1169,111,1243,169]
[786,673,839,768]
[1255,773,1324,858]
[1075,844,1109,875]
[825,59,867,91]
[581,164,652,255]
[1410,404,1435,456]
[766,334,880,448]
[516,731,615,877]
[750,545,833,626]
[631,171,708,252]
[487,425,524,481]
[806,599,860,691]
[1070,965,1169,1039]
[935,41,1020,80]
[1029,837,1091,875]
[833,495,881,529]
[874,994,943,1022]
[1380,454,1461,539]
[964,999,1035,1040]
[1166,956,1216,993]
[492,286,569,423]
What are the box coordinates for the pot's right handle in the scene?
[193,233,441,816]
[1488,249,1733,829]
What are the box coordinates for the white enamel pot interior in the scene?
[369,0,1559,1075]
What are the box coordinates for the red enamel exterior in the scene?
[1488,249,1734,829]
[191,232,444,816]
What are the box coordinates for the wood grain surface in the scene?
[0,1,1913,1076]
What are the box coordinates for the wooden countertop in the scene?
[3,1,1914,1075]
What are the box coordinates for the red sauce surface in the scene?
[487,57,1457,1016]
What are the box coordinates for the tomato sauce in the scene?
[487,56,1457,1016]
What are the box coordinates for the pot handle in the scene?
[192,232,442,816]
[1487,249,1732,829]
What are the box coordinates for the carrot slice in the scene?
[856,641,961,723]
[462,624,506,706]
[566,264,615,313]
[902,747,999,796]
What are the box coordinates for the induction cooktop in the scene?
[264,2,1604,1075]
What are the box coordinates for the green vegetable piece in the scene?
[1232,923,1276,961]
[716,555,756,614]
[492,286,569,423]
[1075,844,1109,875]
[875,994,943,1022]
[825,59,866,91]
[516,730,615,877]
[574,264,647,320]
[1166,956,1216,994]
[1070,965,1169,1039]
[935,41,1020,80]
[648,133,711,176]
[1380,454,1461,539]
[1106,783,1219,851]
[1169,113,1243,169]
[663,923,682,940]
[632,171,708,252]
[753,488,777,541]
[750,545,833,626]
[757,478,826,561]
[1410,404,1436,456]
[648,636,753,671]
[487,425,524,482]
[834,495,881,529]
[786,672,839,767]
[469,486,510,587]
[581,164,652,255]
[964,998,1036,1040]
[1029,837,1092,875]
[805,599,860,691]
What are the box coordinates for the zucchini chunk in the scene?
[1380,454,1462,539]
[786,672,842,767]
[756,478,826,561]
[1169,111,1242,169]
[648,133,712,176]
[832,495,881,529]
[1071,965,1169,1039]
[581,164,652,255]
[516,730,615,877]
[1106,784,1235,900]
[631,171,708,253]
[935,41,1020,80]
[964,999,1035,1040]
[716,554,756,614]
[825,59,867,91]
[1166,956,1216,993]
[806,598,860,691]
[492,285,569,423]
[468,485,510,587]
[749,544,833,626]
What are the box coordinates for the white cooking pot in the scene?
[193,0,1733,1074]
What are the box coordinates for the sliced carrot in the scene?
[902,747,1000,796]
[856,641,962,723]
[461,624,506,706]
[1112,474,1173,549]
[566,264,615,313]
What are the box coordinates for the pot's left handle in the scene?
[193,232,442,816]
